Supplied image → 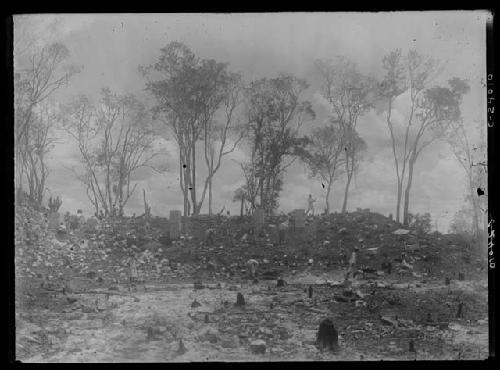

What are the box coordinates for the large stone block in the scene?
[169,210,182,239]
[292,209,306,229]
[252,208,265,234]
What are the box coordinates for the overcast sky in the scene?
[14,12,489,232]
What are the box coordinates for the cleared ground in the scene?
[16,270,488,362]
[15,204,489,362]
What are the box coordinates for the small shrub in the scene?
[408,213,432,237]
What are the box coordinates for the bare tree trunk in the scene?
[469,177,481,240]
[396,180,403,223]
[208,175,213,215]
[191,139,198,214]
[179,153,188,222]
[482,198,488,256]
[403,154,416,226]
[342,170,353,213]
[208,153,214,215]
[325,181,332,214]
[385,98,404,224]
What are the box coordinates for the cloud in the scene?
[14,15,95,58]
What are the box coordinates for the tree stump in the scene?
[458,272,465,281]
[204,314,210,323]
[445,277,450,285]
[409,340,415,352]
[177,339,187,355]
[277,279,286,287]
[456,302,464,318]
[235,292,245,307]
[308,285,313,299]
[316,318,339,352]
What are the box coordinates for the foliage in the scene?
[14,42,81,207]
[300,120,346,213]
[14,42,81,145]
[379,49,470,225]
[17,104,59,206]
[232,187,247,217]
[316,57,374,212]
[407,212,432,236]
[444,115,486,239]
[48,196,62,213]
[449,205,475,236]
[141,41,244,215]
[62,88,159,217]
[242,74,315,215]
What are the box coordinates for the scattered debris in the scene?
[15,201,488,361]
[393,229,410,235]
[250,339,266,354]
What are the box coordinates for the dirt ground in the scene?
[15,270,489,362]
[14,205,490,362]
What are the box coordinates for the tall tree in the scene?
[445,112,486,241]
[200,70,245,215]
[14,42,80,201]
[402,78,470,224]
[379,50,470,225]
[300,120,348,214]
[19,103,58,207]
[238,162,259,213]
[61,89,158,217]
[242,74,315,215]
[316,57,374,213]
[141,42,201,218]
[379,49,437,224]
[141,42,242,216]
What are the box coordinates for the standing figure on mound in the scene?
[306,194,316,216]
[125,253,142,291]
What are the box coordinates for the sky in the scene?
[14,12,490,232]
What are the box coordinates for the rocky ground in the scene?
[14,202,489,362]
